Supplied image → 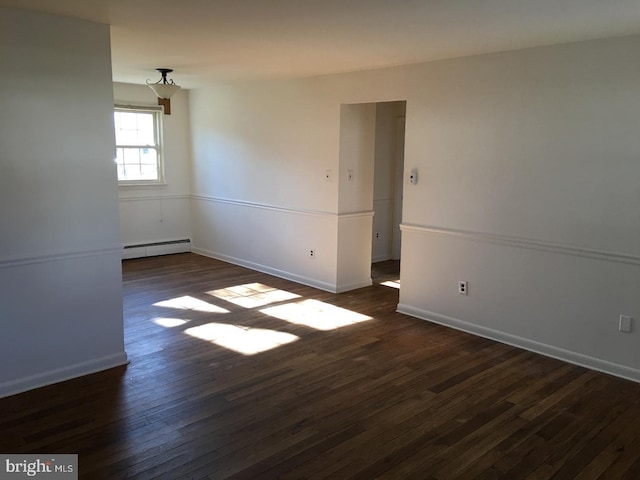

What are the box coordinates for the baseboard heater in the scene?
[122,239,191,259]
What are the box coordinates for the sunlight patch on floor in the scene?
[380,280,401,289]
[260,299,372,331]
[185,322,299,355]
[153,317,190,328]
[154,295,230,313]
[208,283,300,308]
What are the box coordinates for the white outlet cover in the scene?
[619,315,632,333]
[409,168,418,185]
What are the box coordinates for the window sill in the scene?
[119,182,168,188]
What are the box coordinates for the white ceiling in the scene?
[3,0,640,88]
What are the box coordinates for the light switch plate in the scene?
[619,315,632,333]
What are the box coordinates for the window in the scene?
[114,106,164,184]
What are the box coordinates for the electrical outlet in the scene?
[619,315,632,333]
[310,249,315,259]
[376,232,380,239]
[458,281,468,295]
[409,168,418,185]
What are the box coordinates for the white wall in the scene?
[0,8,127,397]
[189,80,343,290]
[398,37,640,380]
[336,103,376,290]
[113,83,192,256]
[190,35,640,380]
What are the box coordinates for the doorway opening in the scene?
[336,100,406,293]
[372,101,406,284]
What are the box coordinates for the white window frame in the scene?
[114,104,165,186]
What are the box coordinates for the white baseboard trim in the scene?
[192,247,338,293]
[397,303,640,384]
[336,279,373,293]
[0,351,129,399]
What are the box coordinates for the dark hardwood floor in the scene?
[2,253,640,479]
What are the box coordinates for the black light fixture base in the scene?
[156,68,174,84]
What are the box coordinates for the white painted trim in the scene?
[119,194,190,202]
[401,224,640,266]
[114,103,163,112]
[338,211,375,220]
[0,246,122,269]
[0,351,129,399]
[122,241,191,260]
[192,247,338,293]
[336,279,373,293]
[123,239,191,249]
[397,303,640,384]
[119,182,169,188]
[192,194,335,218]
[192,194,376,221]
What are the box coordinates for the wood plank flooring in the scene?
[1,253,640,479]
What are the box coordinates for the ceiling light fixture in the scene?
[147,68,181,115]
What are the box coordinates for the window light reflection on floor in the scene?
[185,322,299,355]
[260,299,372,331]
[153,295,230,313]
[153,317,190,328]
[380,280,401,289]
[208,283,300,308]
